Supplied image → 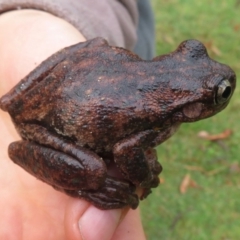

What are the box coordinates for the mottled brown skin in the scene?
[0,38,236,209]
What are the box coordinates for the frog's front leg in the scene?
[113,130,162,192]
[9,123,138,209]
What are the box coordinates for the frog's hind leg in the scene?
[9,123,138,209]
[9,140,138,209]
[9,140,106,191]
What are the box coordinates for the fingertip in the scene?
[65,198,123,240]
[79,206,122,240]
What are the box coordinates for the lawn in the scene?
[140,0,240,239]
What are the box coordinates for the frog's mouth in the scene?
[180,78,234,121]
[176,100,224,122]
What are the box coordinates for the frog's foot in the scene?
[140,148,162,189]
[137,148,162,201]
[113,130,162,191]
[57,177,139,210]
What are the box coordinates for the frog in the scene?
[0,37,236,209]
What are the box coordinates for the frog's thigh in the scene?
[8,141,92,188]
[14,123,107,190]
[9,140,106,190]
[113,130,159,186]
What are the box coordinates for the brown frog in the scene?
[0,38,236,209]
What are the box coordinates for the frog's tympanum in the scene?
[0,38,236,209]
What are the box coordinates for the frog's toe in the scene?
[140,174,160,188]
[79,189,139,210]
[62,187,139,210]
[60,177,139,209]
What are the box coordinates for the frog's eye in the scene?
[215,79,232,104]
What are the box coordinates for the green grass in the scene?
[140,0,240,239]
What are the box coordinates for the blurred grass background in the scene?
[140,0,240,239]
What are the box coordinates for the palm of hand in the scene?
[0,113,146,240]
[0,113,71,239]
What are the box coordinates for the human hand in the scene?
[0,10,146,240]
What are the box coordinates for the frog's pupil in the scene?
[222,86,231,99]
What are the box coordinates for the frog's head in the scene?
[152,39,236,123]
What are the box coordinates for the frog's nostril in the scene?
[216,79,232,104]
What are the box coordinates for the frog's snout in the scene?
[215,79,233,104]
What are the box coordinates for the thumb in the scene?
[64,199,146,240]
[65,199,123,240]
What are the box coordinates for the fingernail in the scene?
[79,206,122,240]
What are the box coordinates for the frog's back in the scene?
[0,38,142,112]
[0,41,137,106]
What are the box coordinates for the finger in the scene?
[65,198,123,240]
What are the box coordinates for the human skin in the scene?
[0,10,146,240]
